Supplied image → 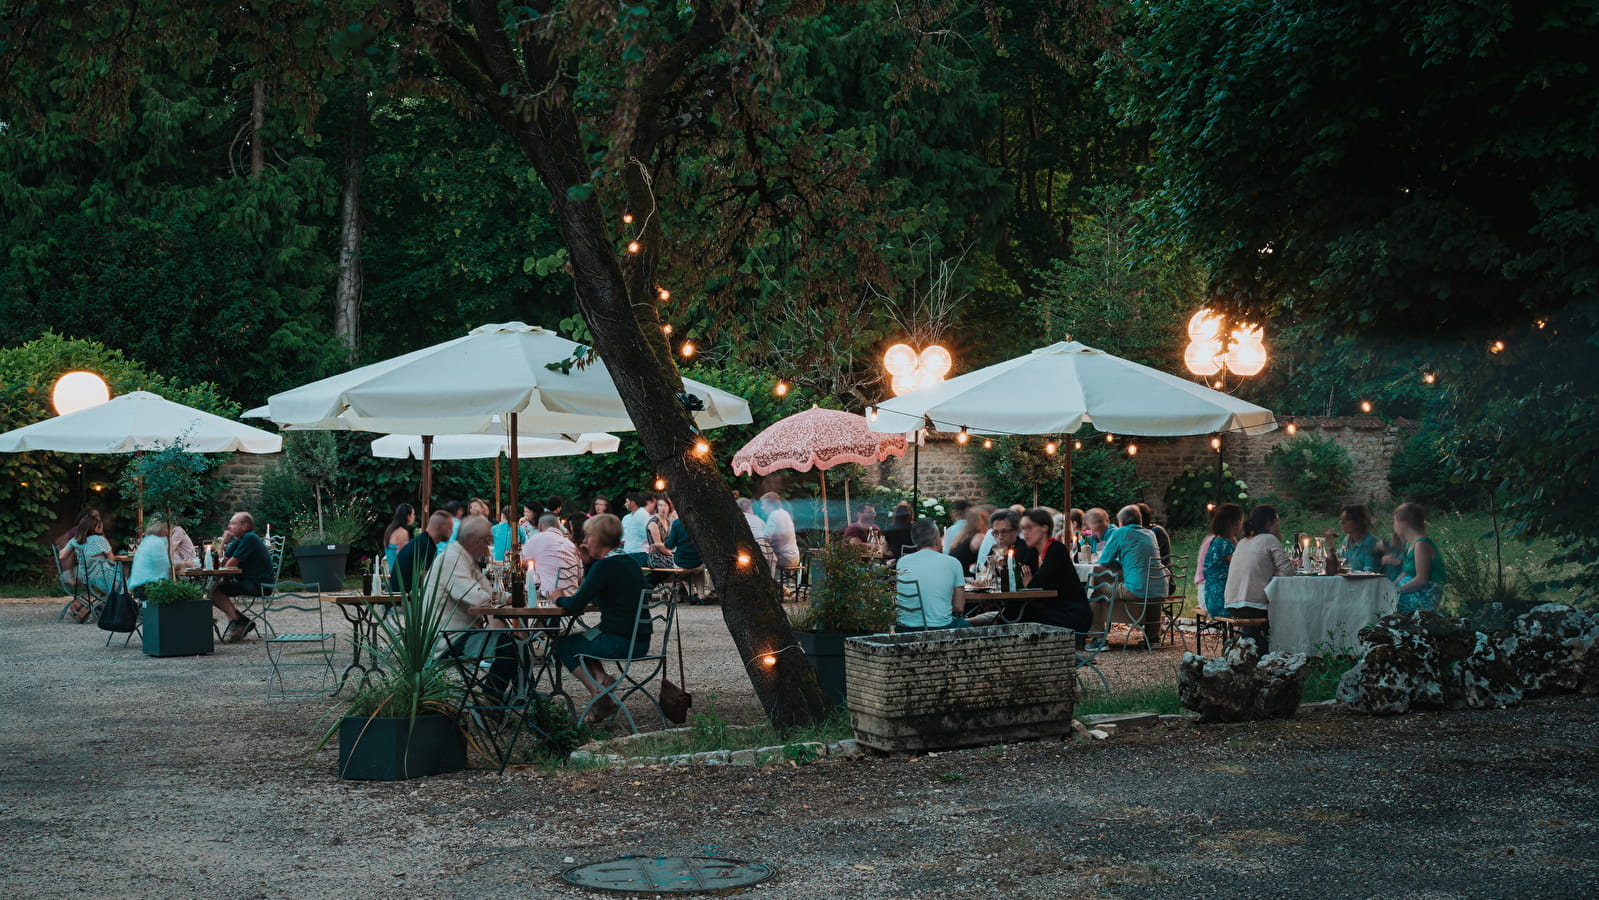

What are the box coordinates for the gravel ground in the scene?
[2,597,1596,899]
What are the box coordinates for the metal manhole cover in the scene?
[561,856,776,894]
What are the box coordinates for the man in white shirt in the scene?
[521,514,582,602]
[759,492,800,568]
[426,515,517,696]
[895,519,968,630]
[621,492,654,558]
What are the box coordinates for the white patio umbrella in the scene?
[369,432,621,461]
[254,322,753,548]
[0,390,282,454]
[0,390,282,527]
[867,340,1277,510]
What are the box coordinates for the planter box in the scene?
[294,543,350,591]
[337,714,466,781]
[141,599,215,657]
[846,623,1078,753]
[796,630,877,709]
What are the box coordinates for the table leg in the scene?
[333,602,383,692]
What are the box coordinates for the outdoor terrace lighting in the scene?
[1184,309,1267,378]
[52,371,110,416]
[883,342,953,396]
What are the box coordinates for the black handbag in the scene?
[97,587,138,633]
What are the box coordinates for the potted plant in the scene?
[118,437,214,571]
[322,579,465,780]
[789,542,897,707]
[282,431,362,590]
[288,496,373,590]
[140,578,214,656]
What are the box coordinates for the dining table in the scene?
[1266,573,1398,656]
[321,591,402,687]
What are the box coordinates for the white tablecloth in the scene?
[1266,575,1398,656]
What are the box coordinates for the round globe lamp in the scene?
[52,371,111,416]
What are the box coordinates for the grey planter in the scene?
[293,543,350,591]
[845,623,1078,753]
[141,598,215,657]
[795,630,872,709]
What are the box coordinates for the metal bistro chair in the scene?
[1158,555,1192,648]
[893,579,927,632]
[576,587,679,734]
[1075,571,1117,698]
[262,591,337,698]
[252,534,317,637]
[1088,560,1168,652]
[51,542,95,623]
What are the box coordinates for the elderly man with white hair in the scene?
[1088,504,1163,647]
[758,492,799,568]
[425,514,523,698]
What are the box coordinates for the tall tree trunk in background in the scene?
[334,90,368,362]
[249,78,264,179]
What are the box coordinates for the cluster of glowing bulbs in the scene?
[883,343,953,396]
[1183,310,1267,378]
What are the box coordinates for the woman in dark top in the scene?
[1012,507,1090,639]
[950,507,988,574]
[556,513,650,722]
[880,502,915,561]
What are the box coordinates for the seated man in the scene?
[210,511,275,643]
[394,510,452,594]
[1080,507,1113,556]
[522,513,583,603]
[426,515,519,697]
[842,502,881,546]
[1089,505,1163,646]
[893,519,968,631]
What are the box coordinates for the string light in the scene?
[693,439,709,456]
[1536,318,1548,329]
[737,551,752,567]
[1044,442,1057,455]
[1213,380,1223,388]
[956,426,969,444]
[1206,502,1216,512]
[774,381,789,397]
[626,240,641,254]
[982,439,993,449]
[654,476,667,491]
[1127,443,1138,457]
[1210,437,1222,451]
[1073,440,1083,451]
[680,340,695,358]
[92,484,103,492]
[658,288,670,301]
[1423,372,1436,384]
[1286,422,1298,435]
[662,323,673,336]
[1105,433,1114,443]
[1490,340,1505,354]
[866,406,878,424]
[760,654,777,668]
[622,213,634,224]
[1360,400,1373,413]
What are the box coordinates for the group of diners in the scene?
[879,498,1175,651]
[1197,500,1445,649]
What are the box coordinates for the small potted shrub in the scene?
[289,496,373,590]
[140,578,213,657]
[323,579,465,780]
[789,542,896,707]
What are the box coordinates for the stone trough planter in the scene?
[845,623,1078,754]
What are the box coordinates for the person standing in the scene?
[384,504,416,579]
[759,492,800,568]
[621,492,655,560]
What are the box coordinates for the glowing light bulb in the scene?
[1222,324,1267,376]
[737,551,752,567]
[622,213,634,224]
[658,288,670,301]
[1105,434,1114,443]
[982,439,993,449]
[1073,441,1083,451]
[956,431,969,445]
[627,241,641,254]
[1286,422,1298,435]
[1210,437,1222,451]
[654,477,667,491]
[1423,372,1436,384]
[919,345,953,379]
[1187,309,1221,340]
[774,381,789,397]
[760,654,777,668]
[1044,442,1057,455]
[866,407,878,423]
[883,343,918,377]
[1490,340,1505,353]
[693,440,709,456]
[662,323,673,336]
[52,371,110,416]
[1213,380,1223,389]
[1360,400,1373,413]
[680,341,695,358]
[1127,443,1138,457]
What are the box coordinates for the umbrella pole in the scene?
[912,433,920,511]
[494,456,501,519]
[844,477,851,522]
[819,471,830,546]
[1215,433,1224,509]
[1063,439,1073,516]
[421,435,433,518]
[508,412,520,565]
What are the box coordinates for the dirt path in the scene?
[2,599,1595,898]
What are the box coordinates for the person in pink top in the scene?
[521,513,583,603]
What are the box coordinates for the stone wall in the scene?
[213,452,280,512]
[855,417,1415,516]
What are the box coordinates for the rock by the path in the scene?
[1177,639,1310,723]
[1497,603,1599,696]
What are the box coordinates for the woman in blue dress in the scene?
[1337,504,1383,573]
[1201,503,1245,617]
[1383,502,1446,614]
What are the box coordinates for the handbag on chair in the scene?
[97,586,138,633]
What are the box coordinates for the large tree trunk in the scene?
[334,89,368,362]
[429,13,828,728]
[249,78,265,179]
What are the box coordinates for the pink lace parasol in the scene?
[731,407,907,476]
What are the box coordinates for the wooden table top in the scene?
[962,588,1059,601]
[466,605,586,618]
[181,567,241,577]
[324,592,402,605]
[642,567,702,575]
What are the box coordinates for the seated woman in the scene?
[168,523,199,572]
[67,511,118,606]
[128,520,173,599]
[1000,508,1090,642]
[949,507,989,574]
[1201,503,1245,618]
[1338,504,1383,573]
[1383,502,1446,614]
[555,514,651,723]
[1222,504,1296,650]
